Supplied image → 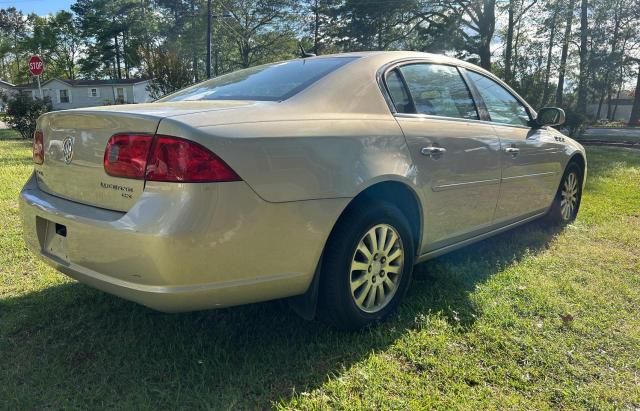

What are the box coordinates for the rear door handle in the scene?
[421,146,447,159]
[504,147,520,157]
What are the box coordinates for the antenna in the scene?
[299,44,316,58]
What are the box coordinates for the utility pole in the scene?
[206,0,212,79]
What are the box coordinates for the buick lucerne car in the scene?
[20,51,586,329]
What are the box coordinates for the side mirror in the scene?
[533,107,566,127]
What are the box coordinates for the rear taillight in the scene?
[33,130,44,164]
[103,134,241,183]
[145,135,241,182]
[104,134,154,179]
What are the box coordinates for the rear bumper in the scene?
[19,174,348,312]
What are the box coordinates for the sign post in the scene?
[28,55,44,99]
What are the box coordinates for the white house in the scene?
[14,78,153,110]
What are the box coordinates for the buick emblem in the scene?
[62,137,74,164]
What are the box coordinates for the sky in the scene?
[1,0,73,15]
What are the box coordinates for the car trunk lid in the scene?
[35,102,252,212]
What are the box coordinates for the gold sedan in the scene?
[20,51,586,329]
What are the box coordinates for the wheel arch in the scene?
[568,152,587,186]
[335,180,423,255]
[288,179,423,320]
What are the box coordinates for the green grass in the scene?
[1,141,639,409]
[0,128,22,140]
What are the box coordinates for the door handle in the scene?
[421,146,447,159]
[504,147,520,157]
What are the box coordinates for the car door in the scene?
[465,71,565,224]
[385,63,502,253]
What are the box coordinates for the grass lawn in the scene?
[1,139,639,409]
[0,129,21,139]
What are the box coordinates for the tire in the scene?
[545,161,583,225]
[319,202,415,330]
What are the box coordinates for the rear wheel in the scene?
[319,202,415,330]
[546,162,583,225]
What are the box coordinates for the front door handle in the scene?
[421,146,447,159]
[504,147,520,157]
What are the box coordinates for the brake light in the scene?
[104,134,154,179]
[33,130,44,164]
[145,135,241,182]
[103,133,241,183]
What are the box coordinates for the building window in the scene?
[89,88,99,97]
[115,87,125,103]
[59,89,70,103]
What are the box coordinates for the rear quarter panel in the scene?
[156,115,416,203]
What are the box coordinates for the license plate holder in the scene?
[43,220,69,263]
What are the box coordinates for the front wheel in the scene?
[319,202,415,330]
[546,162,583,225]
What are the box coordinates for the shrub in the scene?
[563,108,589,137]
[2,94,52,139]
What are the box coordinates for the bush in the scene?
[2,94,52,139]
[563,108,589,137]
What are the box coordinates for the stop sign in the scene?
[28,55,44,76]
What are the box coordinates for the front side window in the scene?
[466,71,530,126]
[160,57,358,102]
[393,64,478,120]
[59,89,69,103]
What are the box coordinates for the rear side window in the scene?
[466,71,531,126]
[386,70,413,113]
[160,57,358,102]
[391,64,478,120]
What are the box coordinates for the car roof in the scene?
[304,50,466,67]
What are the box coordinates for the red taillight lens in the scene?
[103,133,241,183]
[104,134,154,179]
[33,130,44,164]
[145,135,241,182]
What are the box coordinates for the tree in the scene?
[503,0,538,83]
[455,0,497,70]
[334,0,424,51]
[221,0,300,68]
[145,46,194,99]
[575,0,590,115]
[555,0,576,106]
[2,93,52,139]
[0,8,29,84]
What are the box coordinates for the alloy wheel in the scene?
[349,224,404,313]
[560,172,579,221]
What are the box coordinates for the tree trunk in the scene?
[478,0,496,71]
[612,80,623,120]
[504,0,515,82]
[313,0,320,55]
[191,0,198,82]
[555,0,576,106]
[540,2,558,107]
[123,31,130,79]
[629,63,640,126]
[575,0,589,115]
[114,33,122,80]
[605,10,621,120]
[596,91,605,119]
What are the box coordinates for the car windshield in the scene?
[159,57,358,102]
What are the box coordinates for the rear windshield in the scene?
[159,57,358,102]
